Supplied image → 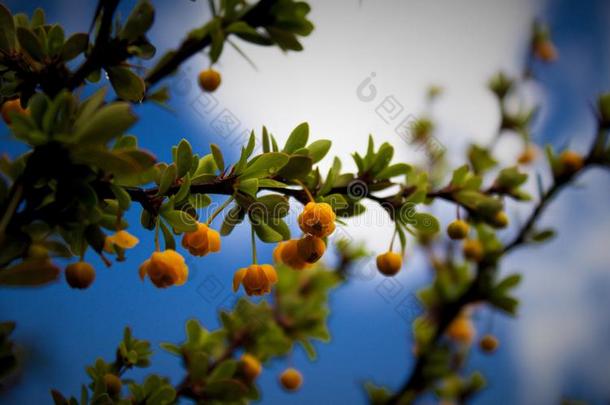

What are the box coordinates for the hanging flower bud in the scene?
[232,264,278,296]
[298,202,336,238]
[139,250,188,288]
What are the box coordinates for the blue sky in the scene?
[1,0,610,404]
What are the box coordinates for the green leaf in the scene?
[239,152,289,179]
[237,178,258,196]
[75,102,137,145]
[120,0,155,41]
[161,210,197,233]
[319,157,341,196]
[375,163,411,180]
[47,24,64,56]
[283,122,309,153]
[306,139,331,163]
[175,139,193,178]
[252,222,283,242]
[159,342,181,356]
[450,165,469,186]
[208,360,238,382]
[210,144,225,172]
[61,32,88,61]
[468,144,497,174]
[0,4,16,52]
[220,205,245,236]
[276,154,312,181]
[0,259,59,286]
[160,220,176,250]
[262,126,270,153]
[107,66,146,102]
[158,163,177,195]
[496,274,522,292]
[110,184,131,211]
[209,19,225,63]
[256,194,289,218]
[370,143,394,174]
[407,212,440,234]
[530,229,555,243]
[17,26,45,61]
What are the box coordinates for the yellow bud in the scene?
[376,251,402,276]
[463,239,484,262]
[492,211,509,229]
[446,219,469,240]
[479,334,499,353]
[65,262,96,289]
[447,316,475,344]
[240,353,262,381]
[198,69,221,92]
[279,368,302,391]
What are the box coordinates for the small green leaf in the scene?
[276,154,312,181]
[47,24,64,56]
[306,139,331,163]
[375,163,411,180]
[239,152,289,179]
[0,4,16,52]
[319,157,341,196]
[17,26,45,61]
[283,122,309,153]
[176,139,193,178]
[160,220,176,250]
[107,66,146,102]
[210,144,225,172]
[120,0,155,41]
[158,163,177,195]
[161,210,197,233]
[110,184,131,210]
[237,178,258,196]
[61,32,88,61]
[75,102,137,145]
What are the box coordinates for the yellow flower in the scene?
[276,240,310,270]
[198,68,221,92]
[298,202,336,238]
[296,235,326,263]
[139,250,188,288]
[376,251,402,276]
[104,230,139,253]
[279,368,303,391]
[240,353,262,381]
[181,222,221,256]
[232,264,278,296]
[65,261,96,289]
